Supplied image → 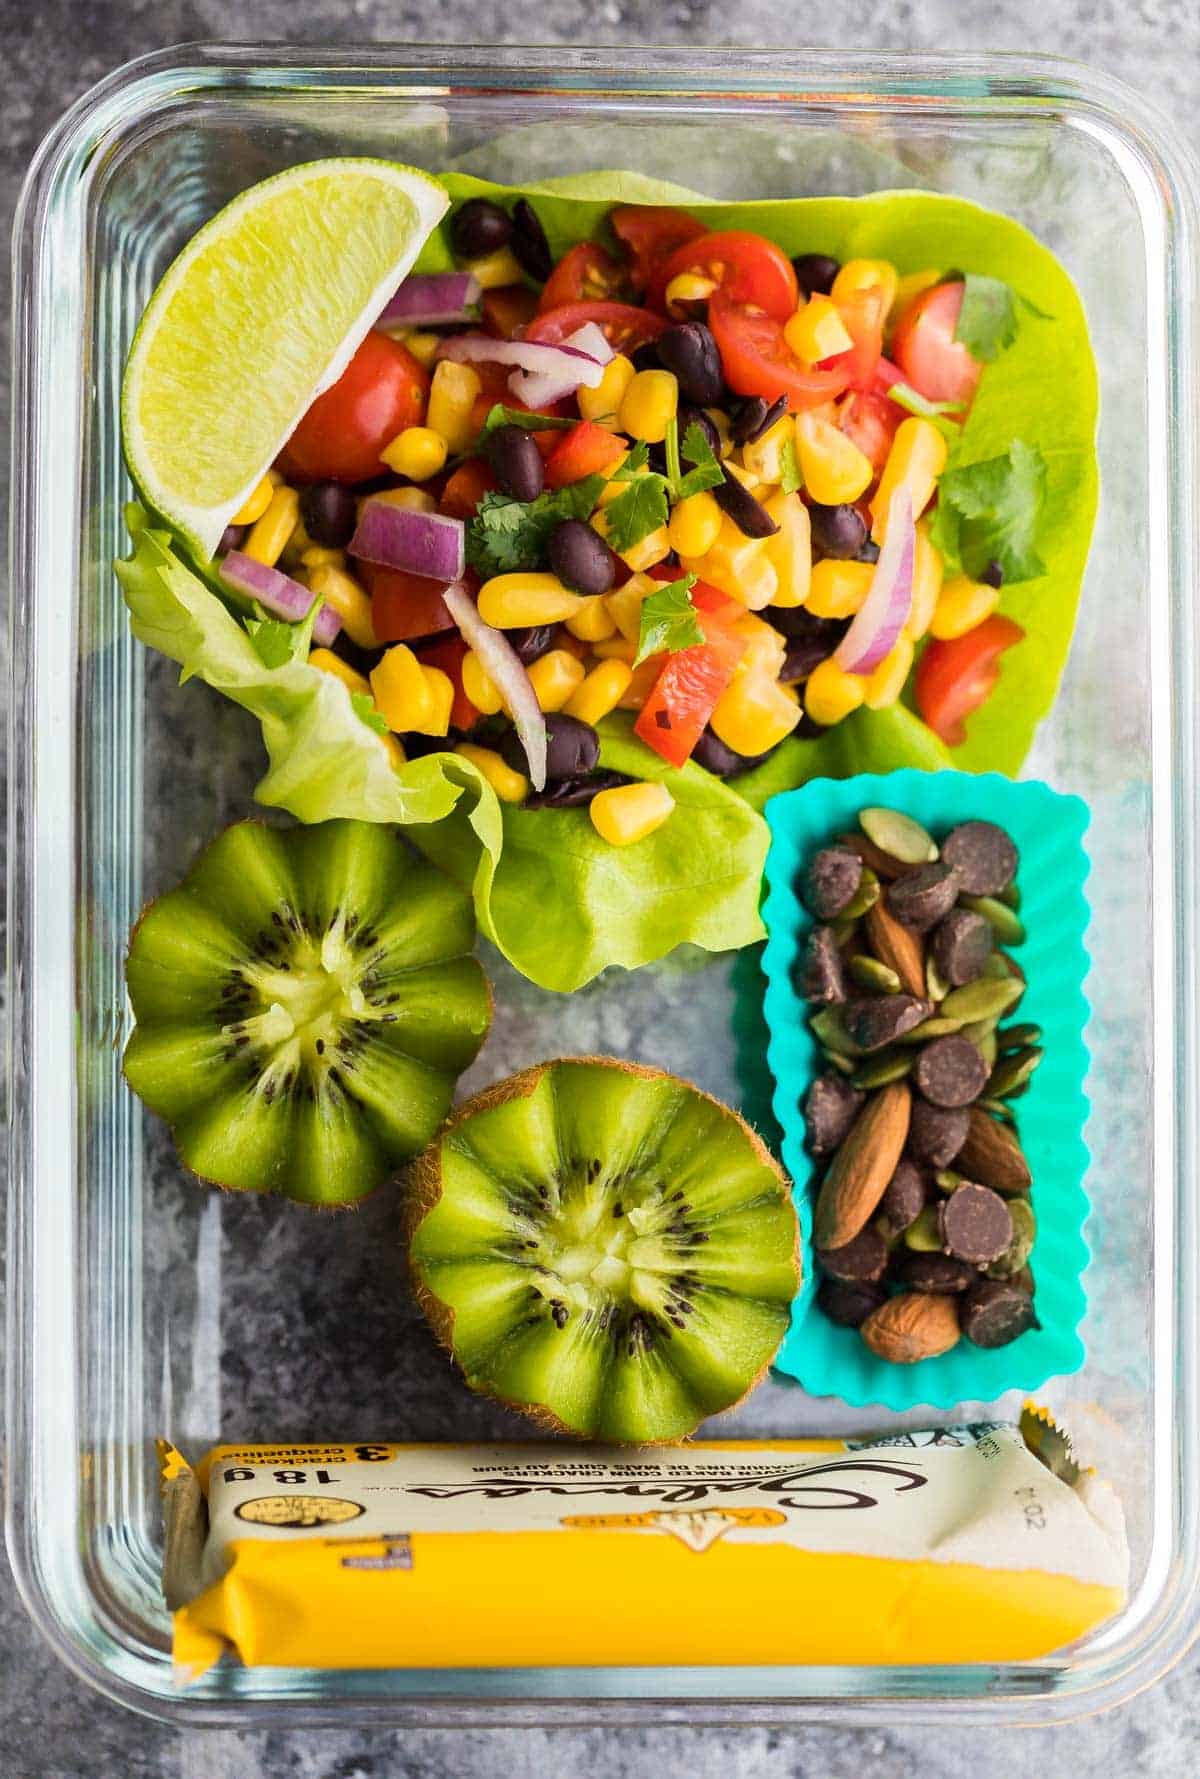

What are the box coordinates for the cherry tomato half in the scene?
[611,206,706,301]
[914,614,1025,746]
[538,243,628,312]
[363,560,457,644]
[837,388,904,476]
[523,301,667,353]
[282,333,429,484]
[892,281,984,407]
[708,288,851,412]
[824,287,887,391]
[658,230,799,320]
[481,284,540,339]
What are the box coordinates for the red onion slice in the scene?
[833,488,916,675]
[437,331,605,388]
[508,321,616,409]
[378,272,482,329]
[220,551,340,647]
[349,501,465,582]
[442,583,547,792]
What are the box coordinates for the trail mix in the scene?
[798,808,1041,1361]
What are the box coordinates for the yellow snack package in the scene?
[161,1409,1127,1681]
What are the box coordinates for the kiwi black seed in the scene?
[404,1058,800,1443]
[123,820,492,1204]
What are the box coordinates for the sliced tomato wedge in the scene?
[872,354,907,397]
[417,634,479,731]
[364,561,457,644]
[634,614,747,767]
[544,421,626,489]
[439,459,497,519]
[523,301,666,353]
[915,615,1025,746]
[892,281,984,407]
[538,242,628,312]
[709,288,851,412]
[657,230,799,320]
[837,388,905,475]
[481,284,539,339]
[611,206,706,301]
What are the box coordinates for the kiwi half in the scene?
[406,1058,799,1443]
[124,820,491,1204]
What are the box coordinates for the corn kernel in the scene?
[465,245,527,289]
[905,522,944,640]
[729,612,787,679]
[740,416,793,485]
[477,572,583,629]
[577,353,636,426]
[564,658,634,726]
[243,485,301,569]
[309,648,371,697]
[456,742,528,803]
[682,513,779,611]
[565,596,617,642]
[832,258,900,315]
[870,417,948,543]
[461,649,505,716]
[668,489,723,558]
[381,425,448,482]
[528,649,587,712]
[617,368,679,444]
[806,558,875,619]
[888,268,943,332]
[398,329,441,367]
[704,408,734,458]
[592,509,671,573]
[590,781,675,847]
[930,575,1001,641]
[299,545,346,570]
[370,644,433,733]
[804,656,865,726]
[381,733,407,769]
[592,635,637,663]
[723,459,762,492]
[279,512,314,567]
[794,413,873,506]
[306,564,378,650]
[366,486,437,515]
[231,474,276,526]
[605,574,656,642]
[711,670,801,755]
[664,271,717,314]
[763,489,812,610]
[784,294,853,364]
[427,360,482,454]
[863,634,915,709]
[420,666,455,737]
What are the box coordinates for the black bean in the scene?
[450,199,513,261]
[780,639,835,686]
[486,425,544,502]
[792,253,840,297]
[893,1252,976,1295]
[331,632,385,679]
[507,625,559,664]
[691,729,775,778]
[630,340,662,374]
[804,1073,864,1155]
[800,925,847,1006]
[218,523,245,555]
[885,862,961,932]
[299,480,358,547]
[817,1277,886,1328]
[510,199,552,282]
[767,607,849,646]
[843,995,932,1053]
[856,538,881,564]
[800,846,863,920]
[932,908,993,987]
[817,1225,889,1284]
[914,1035,990,1109]
[808,502,868,560]
[713,475,778,539]
[878,1158,927,1234]
[961,1278,1039,1348]
[731,394,787,445]
[656,322,725,407]
[939,1184,1013,1266]
[982,559,1005,589]
[543,711,601,780]
[940,821,1019,897]
[547,519,614,594]
[525,770,631,810]
[907,1101,970,1169]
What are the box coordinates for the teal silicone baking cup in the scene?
[761,769,1091,1411]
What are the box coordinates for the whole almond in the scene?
[860,1291,961,1363]
[865,898,926,998]
[814,1080,912,1249]
[957,1106,1032,1193]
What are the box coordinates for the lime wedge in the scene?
[121,158,448,561]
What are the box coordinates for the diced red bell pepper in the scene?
[364,561,457,644]
[634,615,747,768]
[481,284,540,339]
[439,459,497,519]
[417,634,480,731]
[544,421,627,490]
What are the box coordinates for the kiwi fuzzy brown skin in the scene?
[404,1056,800,1445]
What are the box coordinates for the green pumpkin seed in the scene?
[841,867,881,921]
[848,955,902,994]
[968,1026,998,1068]
[999,879,1022,911]
[829,915,859,947]
[894,1014,965,1044]
[934,1169,964,1193]
[987,1198,1037,1278]
[811,1006,864,1057]
[859,807,938,867]
[904,1205,943,1251]
[998,1021,1042,1053]
[939,976,1025,1023]
[961,893,1026,947]
[980,952,1012,981]
[822,1048,857,1076]
[849,1049,914,1089]
[926,954,951,1003]
[987,1047,1044,1098]
[978,1096,1018,1124]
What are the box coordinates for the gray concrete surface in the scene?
[3,1,1199,1774]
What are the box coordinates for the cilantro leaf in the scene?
[604,472,669,554]
[886,380,963,443]
[635,573,702,666]
[779,436,803,495]
[930,439,1047,583]
[614,439,650,479]
[673,418,725,500]
[676,460,725,501]
[351,692,390,736]
[476,403,574,445]
[245,593,323,670]
[681,421,719,471]
[466,476,606,576]
[954,274,1019,362]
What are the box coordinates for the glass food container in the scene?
[8,43,1200,1727]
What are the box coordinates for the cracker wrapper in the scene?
[161,1410,1126,1679]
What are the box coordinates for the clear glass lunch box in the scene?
[8,43,1200,1727]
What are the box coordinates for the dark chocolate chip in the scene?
[804,1073,865,1155]
[940,821,1019,897]
[932,907,994,987]
[800,924,848,1004]
[816,1225,889,1284]
[816,1277,886,1328]
[843,994,932,1053]
[907,1100,970,1169]
[961,1278,1039,1348]
[938,1184,1014,1265]
[884,861,961,932]
[800,846,863,919]
[878,1157,928,1234]
[892,1252,977,1295]
[914,1035,990,1108]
